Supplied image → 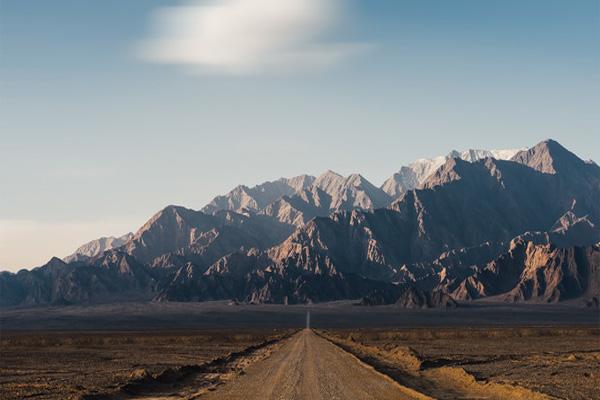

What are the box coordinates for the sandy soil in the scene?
[0,330,290,400]
[202,329,425,400]
[94,328,581,400]
[1,304,598,399]
[323,327,600,400]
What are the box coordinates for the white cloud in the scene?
[138,0,367,74]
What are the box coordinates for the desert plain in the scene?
[1,302,598,400]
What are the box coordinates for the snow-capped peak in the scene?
[381,147,525,197]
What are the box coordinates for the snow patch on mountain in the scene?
[381,148,524,197]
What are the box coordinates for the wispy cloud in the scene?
[138,0,368,75]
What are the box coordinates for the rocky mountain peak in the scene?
[314,170,345,190]
[283,174,316,191]
[135,205,197,237]
[381,147,523,198]
[511,139,583,175]
[11,139,597,308]
[46,257,67,269]
[63,232,134,263]
[420,157,464,189]
[202,174,316,215]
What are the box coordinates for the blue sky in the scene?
[1,0,599,270]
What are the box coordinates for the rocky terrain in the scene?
[0,329,292,400]
[1,139,599,307]
[381,148,522,197]
[322,327,600,400]
[63,233,134,263]
[3,326,596,400]
[443,239,600,303]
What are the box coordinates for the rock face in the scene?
[205,170,393,228]
[359,286,457,308]
[0,254,159,306]
[259,172,393,228]
[311,171,391,211]
[156,263,395,305]
[448,239,600,303]
[204,148,522,220]
[380,148,523,197]
[270,152,599,281]
[395,288,458,309]
[201,147,524,229]
[123,205,290,266]
[202,175,315,215]
[2,139,599,307]
[63,233,133,263]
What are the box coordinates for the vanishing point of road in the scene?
[202,329,428,400]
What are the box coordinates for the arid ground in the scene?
[1,302,598,399]
[321,327,600,400]
[0,329,293,399]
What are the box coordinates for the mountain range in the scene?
[2,140,598,308]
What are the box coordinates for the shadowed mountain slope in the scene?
[64,233,133,263]
[124,205,291,266]
[446,239,600,304]
[272,149,600,280]
[202,175,315,215]
[2,140,599,307]
[381,148,522,197]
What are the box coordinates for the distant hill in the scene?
[2,139,598,308]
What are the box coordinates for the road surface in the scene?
[202,329,428,400]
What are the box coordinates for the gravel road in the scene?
[202,329,428,400]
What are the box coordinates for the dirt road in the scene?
[202,329,428,400]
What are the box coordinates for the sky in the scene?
[1,0,599,271]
